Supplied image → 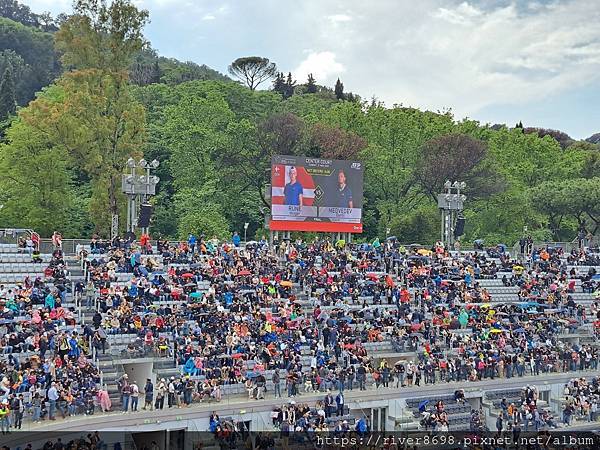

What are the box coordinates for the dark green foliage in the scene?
[272,72,285,95]
[282,72,296,99]
[0,66,16,119]
[334,78,344,100]
[0,0,57,30]
[0,17,60,105]
[523,127,574,149]
[306,74,317,94]
[228,56,277,90]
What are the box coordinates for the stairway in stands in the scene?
[63,253,122,407]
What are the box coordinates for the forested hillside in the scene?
[0,16,60,109]
[0,0,598,245]
[0,0,229,123]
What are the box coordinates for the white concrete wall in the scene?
[123,361,155,389]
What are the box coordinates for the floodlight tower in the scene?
[437,181,466,248]
[119,158,160,238]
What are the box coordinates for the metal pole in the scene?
[144,166,150,235]
[126,196,129,233]
[440,209,445,244]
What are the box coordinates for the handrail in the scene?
[0,228,38,250]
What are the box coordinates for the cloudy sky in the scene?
[25,0,600,139]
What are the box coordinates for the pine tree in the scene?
[306,73,317,93]
[283,72,296,99]
[272,72,286,95]
[334,78,345,100]
[515,121,523,129]
[0,67,16,120]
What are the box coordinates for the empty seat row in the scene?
[0,243,20,253]
[485,388,522,400]
[0,263,46,273]
[0,254,50,263]
[0,273,48,283]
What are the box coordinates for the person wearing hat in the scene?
[167,377,176,408]
[155,378,166,410]
[130,381,139,412]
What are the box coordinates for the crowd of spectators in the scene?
[83,236,600,410]
[562,377,600,425]
[0,231,598,430]
[0,245,106,430]
[495,385,560,432]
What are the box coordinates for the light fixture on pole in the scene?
[437,181,466,249]
[121,157,160,237]
[244,222,249,243]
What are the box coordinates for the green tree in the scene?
[228,56,277,90]
[174,186,230,240]
[0,117,75,235]
[414,133,501,201]
[158,59,228,85]
[0,17,60,105]
[283,72,296,99]
[272,72,285,95]
[0,66,16,119]
[164,91,234,191]
[334,78,344,100]
[55,0,149,72]
[309,123,366,160]
[0,0,39,28]
[531,178,600,237]
[15,0,149,233]
[306,73,317,94]
[388,204,438,244]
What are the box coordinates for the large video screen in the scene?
[270,155,364,233]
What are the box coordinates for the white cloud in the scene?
[433,1,482,25]
[328,14,352,24]
[293,0,600,121]
[202,14,216,21]
[293,51,345,84]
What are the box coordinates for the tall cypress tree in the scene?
[0,67,16,120]
[283,72,296,99]
[334,78,345,100]
[306,73,317,93]
[272,72,286,95]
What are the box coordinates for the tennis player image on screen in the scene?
[336,169,353,208]
[283,166,304,206]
